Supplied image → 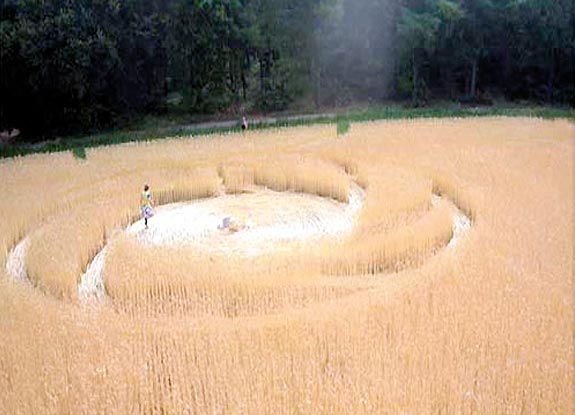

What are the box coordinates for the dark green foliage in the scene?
[71,146,86,160]
[0,0,573,143]
[1,0,170,139]
[394,0,574,106]
[337,118,350,136]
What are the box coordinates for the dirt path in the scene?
[180,113,337,132]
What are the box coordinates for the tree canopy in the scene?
[1,0,573,139]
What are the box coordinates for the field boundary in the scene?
[1,106,573,159]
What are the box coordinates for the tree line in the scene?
[1,0,573,139]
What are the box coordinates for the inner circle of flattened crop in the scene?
[130,186,365,254]
[78,183,366,303]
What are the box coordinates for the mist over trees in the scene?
[1,0,573,138]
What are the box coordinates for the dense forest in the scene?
[1,0,574,139]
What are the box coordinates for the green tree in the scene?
[398,1,441,105]
[1,0,170,137]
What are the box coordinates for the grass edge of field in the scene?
[1,105,573,160]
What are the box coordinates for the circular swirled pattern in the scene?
[7,158,471,318]
[1,119,573,414]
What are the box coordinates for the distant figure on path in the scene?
[241,116,249,131]
[141,184,154,229]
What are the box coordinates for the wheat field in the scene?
[0,117,573,414]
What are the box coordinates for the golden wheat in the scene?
[0,119,573,414]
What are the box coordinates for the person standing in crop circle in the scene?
[141,184,154,229]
